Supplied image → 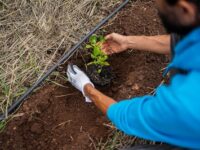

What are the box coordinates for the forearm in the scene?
[126,35,171,54]
[84,84,116,114]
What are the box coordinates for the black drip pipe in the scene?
[0,0,130,121]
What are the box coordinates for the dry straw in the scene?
[0,0,120,115]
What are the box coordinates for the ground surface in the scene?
[0,1,168,150]
[0,0,120,114]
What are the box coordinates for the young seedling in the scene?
[85,34,110,73]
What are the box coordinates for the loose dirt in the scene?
[0,1,169,150]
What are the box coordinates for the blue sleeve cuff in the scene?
[107,100,131,125]
[107,102,119,122]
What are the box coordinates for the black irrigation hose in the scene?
[0,0,130,121]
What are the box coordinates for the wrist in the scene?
[123,36,130,49]
[126,35,146,50]
[83,83,94,97]
[125,36,137,49]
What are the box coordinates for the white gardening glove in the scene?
[67,64,94,103]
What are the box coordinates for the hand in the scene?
[67,64,94,103]
[102,33,129,55]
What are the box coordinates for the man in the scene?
[67,0,200,149]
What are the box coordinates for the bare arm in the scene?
[126,35,171,54]
[83,36,171,114]
[84,84,116,114]
[103,33,171,55]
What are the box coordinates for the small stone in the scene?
[132,84,140,91]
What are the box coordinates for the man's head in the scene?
[156,0,200,35]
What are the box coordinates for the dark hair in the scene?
[166,0,178,5]
[166,0,200,16]
[166,0,200,7]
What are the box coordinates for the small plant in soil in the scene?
[85,34,114,86]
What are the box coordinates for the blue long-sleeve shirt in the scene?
[107,28,200,149]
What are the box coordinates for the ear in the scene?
[176,0,196,24]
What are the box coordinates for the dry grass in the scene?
[0,0,121,117]
[93,123,158,150]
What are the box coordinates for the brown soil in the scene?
[0,1,168,150]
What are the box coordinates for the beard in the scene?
[158,11,199,36]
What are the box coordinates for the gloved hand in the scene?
[67,64,94,103]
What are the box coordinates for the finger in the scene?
[104,50,113,55]
[73,65,84,74]
[108,50,115,55]
[68,64,77,74]
[67,72,72,82]
[105,34,113,40]
[103,48,113,55]
[85,97,92,103]
[101,46,109,54]
[102,42,108,49]
[102,49,112,55]
[67,71,75,80]
[67,66,76,78]
[67,65,75,75]
[100,43,107,51]
[104,46,115,55]
[102,42,113,54]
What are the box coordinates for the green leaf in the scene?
[99,56,107,62]
[104,62,110,66]
[93,46,101,56]
[87,61,98,66]
[85,44,92,49]
[87,35,110,68]
[87,62,94,66]
[99,35,106,42]
[100,61,110,66]
[89,35,97,44]
[97,69,102,74]
[103,55,108,60]
[91,54,96,59]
